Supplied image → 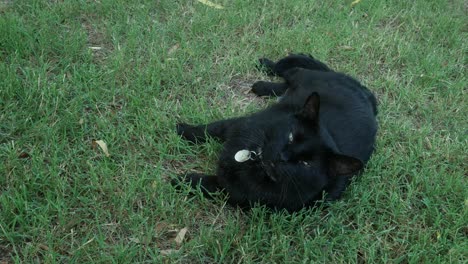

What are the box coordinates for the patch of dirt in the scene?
[0,245,13,264]
[0,1,12,14]
[216,74,275,114]
[81,17,113,63]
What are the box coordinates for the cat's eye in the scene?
[288,132,294,143]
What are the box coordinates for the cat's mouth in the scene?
[260,161,278,182]
[254,147,280,182]
[255,147,263,160]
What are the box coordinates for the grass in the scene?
[0,0,466,262]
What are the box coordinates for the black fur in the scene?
[174,54,378,212]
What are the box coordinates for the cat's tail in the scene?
[257,53,333,77]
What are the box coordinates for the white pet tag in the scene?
[234,149,251,162]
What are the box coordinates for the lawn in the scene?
[0,0,466,263]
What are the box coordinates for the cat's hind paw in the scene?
[256,58,276,76]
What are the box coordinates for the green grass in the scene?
[0,0,466,262]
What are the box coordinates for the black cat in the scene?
[174,54,378,212]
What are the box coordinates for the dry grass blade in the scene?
[160,249,179,256]
[197,0,224,9]
[93,140,110,157]
[168,44,179,55]
[351,0,362,7]
[174,227,188,246]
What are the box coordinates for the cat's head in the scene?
[256,92,363,184]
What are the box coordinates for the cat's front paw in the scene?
[251,81,271,96]
[171,173,210,191]
[176,123,201,143]
[176,122,191,136]
[170,173,197,189]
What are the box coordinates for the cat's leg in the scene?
[176,118,240,143]
[172,173,221,195]
[251,81,289,96]
[253,54,332,97]
[275,53,333,74]
[257,54,333,77]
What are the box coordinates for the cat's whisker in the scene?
[278,167,290,205]
[280,166,306,207]
[237,132,264,149]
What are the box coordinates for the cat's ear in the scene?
[328,154,363,176]
[300,92,320,122]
